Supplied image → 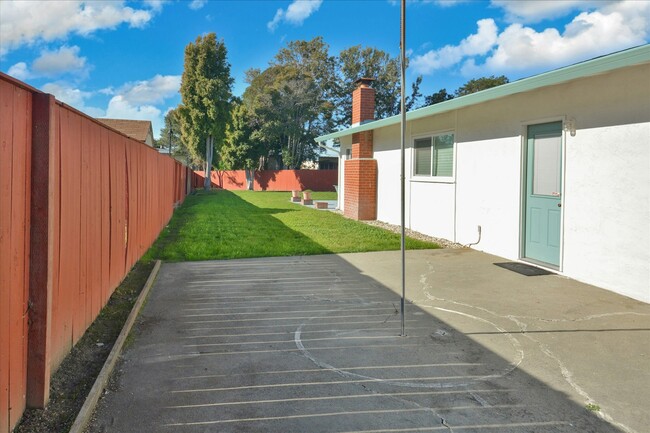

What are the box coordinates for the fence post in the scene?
[27,93,56,408]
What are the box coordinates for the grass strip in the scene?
[144,190,439,262]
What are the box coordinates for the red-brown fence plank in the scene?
[79,115,90,334]
[49,106,64,372]
[9,84,31,430]
[100,128,110,308]
[49,105,64,389]
[56,107,80,365]
[0,78,33,432]
[0,78,15,433]
[90,122,102,321]
[19,91,32,425]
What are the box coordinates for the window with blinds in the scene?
[413,133,454,178]
[414,138,432,175]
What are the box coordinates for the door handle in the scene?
[558,203,562,208]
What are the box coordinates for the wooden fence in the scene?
[0,73,190,433]
[192,169,338,191]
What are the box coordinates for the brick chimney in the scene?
[351,77,375,126]
[344,78,377,221]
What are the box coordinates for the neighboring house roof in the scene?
[97,118,154,145]
[316,44,650,143]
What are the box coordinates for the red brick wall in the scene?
[344,159,377,220]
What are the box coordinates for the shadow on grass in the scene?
[145,190,332,262]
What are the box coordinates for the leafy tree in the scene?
[241,38,338,169]
[455,75,509,97]
[221,101,264,189]
[157,107,181,150]
[158,107,203,168]
[423,88,455,107]
[337,46,397,125]
[273,37,338,110]
[178,33,233,189]
[272,37,337,162]
[236,39,425,166]
[336,45,422,126]
[421,76,509,108]
[243,65,321,169]
[406,75,423,112]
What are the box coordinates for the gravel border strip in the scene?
[68,260,161,433]
[333,210,465,249]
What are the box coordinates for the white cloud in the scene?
[143,0,167,11]
[464,0,649,75]
[115,74,181,105]
[411,1,648,77]
[7,62,30,80]
[36,74,179,138]
[434,0,467,7]
[267,0,323,32]
[104,95,162,136]
[412,19,498,74]
[32,45,88,77]
[105,95,161,119]
[5,45,89,80]
[6,45,89,80]
[189,0,207,10]
[98,74,181,137]
[268,10,284,32]
[491,0,617,23]
[41,81,105,117]
[0,1,156,55]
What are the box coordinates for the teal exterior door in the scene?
[524,122,563,267]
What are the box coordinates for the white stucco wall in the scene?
[558,64,650,301]
[338,136,352,213]
[364,63,650,302]
[374,127,403,224]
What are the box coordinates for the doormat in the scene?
[494,262,554,276]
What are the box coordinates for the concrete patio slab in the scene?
[87,249,650,433]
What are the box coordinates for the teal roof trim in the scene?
[316,44,650,143]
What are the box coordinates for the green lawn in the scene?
[144,190,439,261]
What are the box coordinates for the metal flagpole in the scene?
[400,0,407,337]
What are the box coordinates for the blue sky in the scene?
[1,0,648,138]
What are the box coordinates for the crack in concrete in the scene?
[357,380,456,432]
[418,262,640,433]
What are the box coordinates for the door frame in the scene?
[519,116,567,271]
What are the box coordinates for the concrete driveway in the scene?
[88,249,650,432]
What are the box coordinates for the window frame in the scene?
[411,130,456,183]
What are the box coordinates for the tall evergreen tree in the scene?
[178,33,233,189]
[221,101,264,189]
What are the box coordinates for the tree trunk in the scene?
[244,168,254,191]
[203,135,213,190]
